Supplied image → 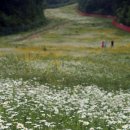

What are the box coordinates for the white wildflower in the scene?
[90,128,94,130]
[16,123,25,129]
[122,124,129,129]
[53,106,59,114]
[82,121,89,126]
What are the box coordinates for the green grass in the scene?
[0,4,130,130]
[0,3,130,91]
[0,50,130,91]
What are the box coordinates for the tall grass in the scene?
[0,51,130,91]
[0,4,130,130]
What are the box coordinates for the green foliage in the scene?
[46,0,76,8]
[0,0,46,35]
[78,0,115,15]
[78,0,130,26]
[0,53,130,91]
[116,2,130,26]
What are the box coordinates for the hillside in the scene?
[0,4,130,89]
[0,4,130,130]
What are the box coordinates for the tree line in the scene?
[0,0,76,35]
[0,0,47,35]
[47,0,76,8]
[0,0,129,35]
[78,0,130,26]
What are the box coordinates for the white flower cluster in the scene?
[0,79,130,130]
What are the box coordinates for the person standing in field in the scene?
[111,40,114,47]
[101,41,105,48]
[104,41,107,48]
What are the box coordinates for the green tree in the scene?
[78,0,115,15]
[0,0,46,35]
[46,0,76,8]
[78,0,130,26]
[116,1,130,26]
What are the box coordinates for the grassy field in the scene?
[0,4,130,130]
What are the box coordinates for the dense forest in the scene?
[78,0,130,26]
[46,0,76,8]
[116,0,130,26]
[0,0,46,35]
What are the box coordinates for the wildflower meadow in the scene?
[0,4,130,130]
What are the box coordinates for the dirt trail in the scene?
[0,48,15,52]
[14,21,70,42]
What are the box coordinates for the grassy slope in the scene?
[0,4,130,90]
[0,4,130,130]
